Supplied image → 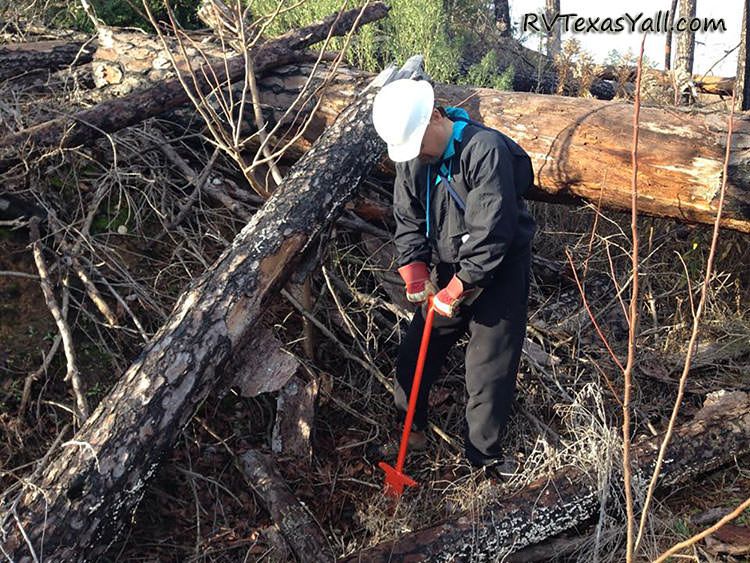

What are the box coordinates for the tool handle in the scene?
[395,295,435,473]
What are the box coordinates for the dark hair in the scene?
[436,106,447,117]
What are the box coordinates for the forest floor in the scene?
[3,183,750,561]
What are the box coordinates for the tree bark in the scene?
[675,0,698,104]
[0,29,401,563]
[0,3,389,175]
[545,0,561,59]
[665,0,679,70]
[494,0,511,37]
[254,63,750,234]
[0,40,94,81]
[91,26,230,94]
[240,450,332,562]
[738,0,750,110]
[271,375,318,462]
[341,392,750,562]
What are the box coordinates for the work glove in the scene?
[397,262,437,303]
[433,275,482,317]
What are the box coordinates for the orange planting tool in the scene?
[379,295,436,497]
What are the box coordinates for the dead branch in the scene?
[240,449,333,562]
[28,217,89,421]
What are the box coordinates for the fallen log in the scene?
[694,75,735,96]
[595,64,735,96]
[253,63,750,234]
[0,40,95,81]
[342,391,750,561]
[92,26,232,94]
[240,450,333,562]
[0,16,401,562]
[482,37,616,100]
[0,3,388,175]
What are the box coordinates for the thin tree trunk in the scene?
[494,0,511,37]
[665,0,679,70]
[675,0,698,104]
[545,0,561,59]
[738,0,750,110]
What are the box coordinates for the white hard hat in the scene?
[372,79,434,162]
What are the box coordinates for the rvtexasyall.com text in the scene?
[522,11,727,34]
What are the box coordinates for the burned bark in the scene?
[0,40,94,81]
[240,450,333,562]
[0,193,44,222]
[342,392,750,561]
[231,328,300,398]
[253,63,750,234]
[271,375,318,462]
[0,37,403,563]
[0,3,388,175]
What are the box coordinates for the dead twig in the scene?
[29,216,89,422]
[633,73,739,557]
[652,496,750,563]
[622,34,646,563]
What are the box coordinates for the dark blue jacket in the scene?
[393,120,536,288]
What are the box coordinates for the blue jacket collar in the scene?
[440,107,470,162]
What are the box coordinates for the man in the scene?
[371,78,536,472]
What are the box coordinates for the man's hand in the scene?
[398,262,437,303]
[433,275,481,317]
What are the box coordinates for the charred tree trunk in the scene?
[0,40,94,81]
[479,37,615,99]
[0,3,388,175]
[0,34,404,563]
[675,0,698,104]
[253,64,750,234]
[341,392,750,561]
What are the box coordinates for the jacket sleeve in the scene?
[393,166,431,267]
[456,139,518,287]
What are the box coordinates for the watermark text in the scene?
[522,11,727,34]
